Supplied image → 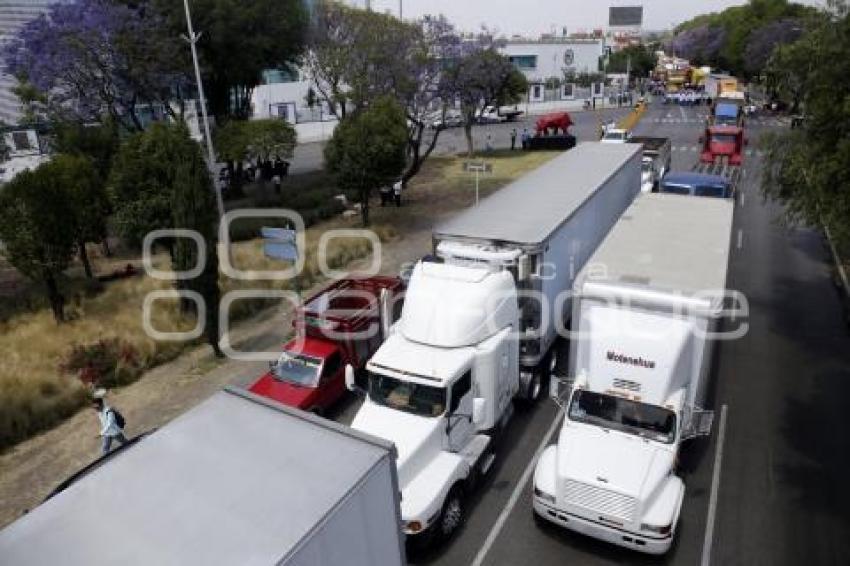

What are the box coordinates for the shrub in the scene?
[60,338,142,389]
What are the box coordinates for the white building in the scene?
[500,38,606,102]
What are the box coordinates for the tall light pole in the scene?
[183,0,225,218]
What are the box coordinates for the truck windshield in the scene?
[274,353,321,387]
[568,390,677,444]
[368,373,446,418]
[660,183,691,195]
[694,185,728,198]
[711,134,736,145]
[641,161,653,172]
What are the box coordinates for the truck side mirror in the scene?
[345,364,357,392]
[472,398,486,426]
[698,136,704,144]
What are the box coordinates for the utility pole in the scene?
[183,0,224,219]
[399,0,402,19]
[365,0,371,10]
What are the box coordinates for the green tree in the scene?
[446,46,528,156]
[171,149,223,357]
[0,165,76,322]
[153,0,308,120]
[671,0,818,77]
[606,45,658,79]
[244,119,297,163]
[53,120,119,258]
[109,123,223,353]
[215,119,297,194]
[51,155,110,279]
[324,97,408,226]
[761,0,850,248]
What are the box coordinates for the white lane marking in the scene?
[701,404,729,566]
[737,229,744,249]
[740,192,746,208]
[471,408,565,566]
[679,106,686,121]
[691,146,698,152]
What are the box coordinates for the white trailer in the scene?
[434,142,642,397]
[0,388,405,566]
[533,193,734,554]
[347,143,642,543]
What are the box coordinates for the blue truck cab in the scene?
[659,172,733,199]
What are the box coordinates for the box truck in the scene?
[629,136,671,192]
[345,143,642,542]
[0,388,406,566]
[533,193,734,554]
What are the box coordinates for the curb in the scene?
[824,224,850,299]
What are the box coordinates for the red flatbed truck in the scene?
[249,276,404,415]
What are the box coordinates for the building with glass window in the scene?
[500,37,606,102]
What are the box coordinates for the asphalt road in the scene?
[289,106,634,175]
[398,101,850,566]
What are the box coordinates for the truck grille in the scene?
[563,480,637,522]
[612,378,641,393]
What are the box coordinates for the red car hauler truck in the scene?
[249,276,404,414]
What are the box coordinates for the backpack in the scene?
[109,408,126,430]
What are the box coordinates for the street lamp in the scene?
[183,0,225,219]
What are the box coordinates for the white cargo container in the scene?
[0,388,405,566]
[347,143,642,543]
[533,193,735,554]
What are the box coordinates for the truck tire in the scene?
[436,486,465,540]
[524,351,556,403]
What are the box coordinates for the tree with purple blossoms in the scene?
[2,0,188,130]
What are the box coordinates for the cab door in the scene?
[446,371,475,452]
[316,351,344,410]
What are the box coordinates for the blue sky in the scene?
[364,0,824,34]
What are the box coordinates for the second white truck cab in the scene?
[533,193,734,554]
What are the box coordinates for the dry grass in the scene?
[0,224,394,449]
[0,148,556,450]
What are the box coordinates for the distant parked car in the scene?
[430,110,463,129]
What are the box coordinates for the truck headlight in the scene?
[640,522,672,535]
[405,520,424,534]
[533,486,555,504]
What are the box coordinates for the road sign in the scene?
[261,227,298,262]
[462,161,492,205]
[463,161,493,173]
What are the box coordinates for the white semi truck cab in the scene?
[350,261,520,540]
[533,194,734,554]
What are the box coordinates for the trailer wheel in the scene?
[437,486,465,540]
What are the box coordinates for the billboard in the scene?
[609,6,643,27]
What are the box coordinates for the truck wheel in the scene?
[525,372,542,402]
[437,486,465,540]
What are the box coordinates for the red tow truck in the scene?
[700,124,747,165]
[249,276,404,415]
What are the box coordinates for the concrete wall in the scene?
[501,40,605,83]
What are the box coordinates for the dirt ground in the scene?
[0,150,558,528]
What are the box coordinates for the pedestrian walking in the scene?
[485,133,493,152]
[92,390,127,455]
[521,128,530,149]
[510,128,517,150]
[393,179,402,207]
